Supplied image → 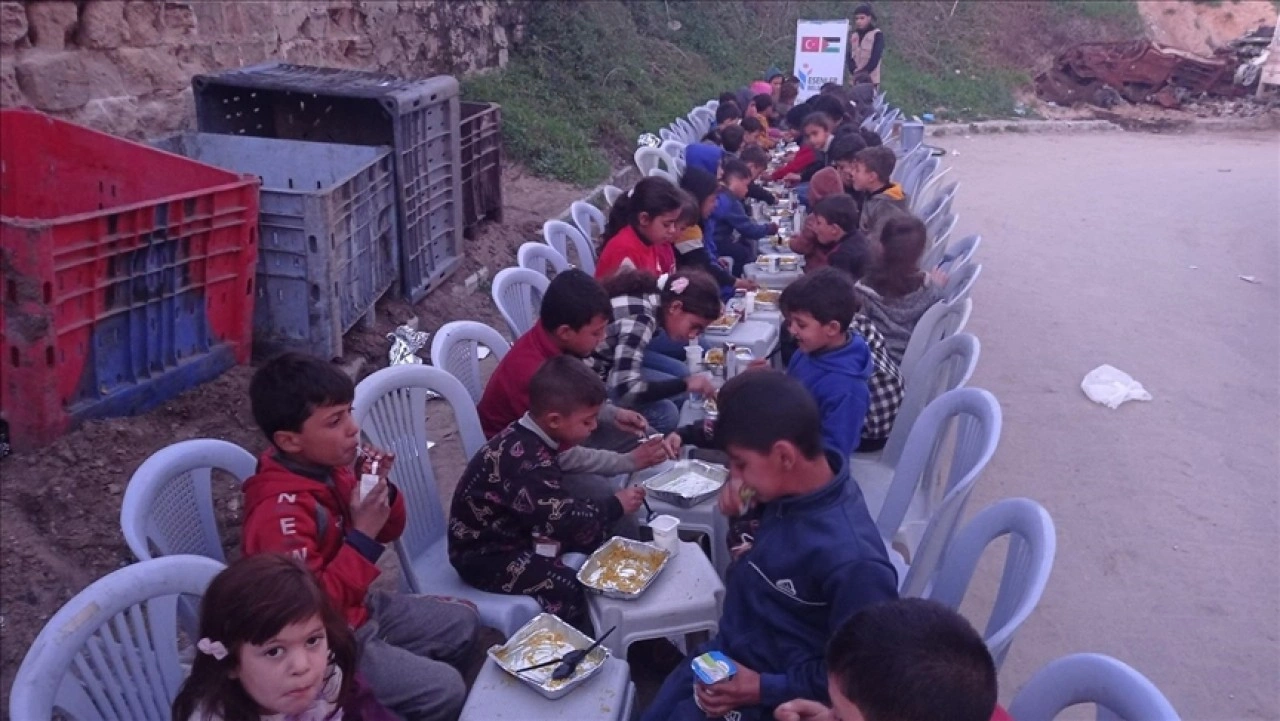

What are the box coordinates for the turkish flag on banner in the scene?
[801,36,820,52]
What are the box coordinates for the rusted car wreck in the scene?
[1036,40,1245,108]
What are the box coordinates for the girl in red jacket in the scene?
[595,177,686,280]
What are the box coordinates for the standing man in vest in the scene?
[848,3,885,89]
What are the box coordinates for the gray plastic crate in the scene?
[154,133,397,359]
[192,63,464,303]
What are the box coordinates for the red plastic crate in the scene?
[1,109,259,449]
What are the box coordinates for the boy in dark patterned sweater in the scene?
[448,356,647,626]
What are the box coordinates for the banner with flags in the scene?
[793,19,850,101]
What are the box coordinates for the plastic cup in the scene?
[650,514,680,556]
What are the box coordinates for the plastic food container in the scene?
[642,460,729,507]
[577,537,671,599]
[488,613,609,699]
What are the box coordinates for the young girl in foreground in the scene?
[173,554,390,721]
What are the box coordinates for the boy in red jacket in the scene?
[241,353,480,721]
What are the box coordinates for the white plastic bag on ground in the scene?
[1081,364,1153,409]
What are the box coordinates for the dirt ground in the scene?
[936,129,1280,718]
[0,164,590,710]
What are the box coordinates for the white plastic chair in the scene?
[602,184,624,208]
[891,145,929,184]
[491,267,549,339]
[675,117,698,144]
[921,497,1056,669]
[352,365,542,636]
[660,139,688,161]
[1009,654,1181,720]
[430,320,512,404]
[648,167,679,184]
[928,212,959,247]
[939,233,981,275]
[689,107,714,135]
[659,127,677,143]
[121,439,257,564]
[570,200,608,246]
[944,262,982,306]
[915,169,955,213]
[632,145,675,176]
[898,298,972,384]
[871,387,1001,581]
[518,241,571,278]
[882,332,980,467]
[10,555,225,721]
[706,100,720,110]
[543,219,596,275]
[903,156,940,203]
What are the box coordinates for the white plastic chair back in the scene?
[491,267,549,339]
[921,237,948,272]
[430,320,512,403]
[944,262,982,306]
[923,497,1056,668]
[912,166,952,213]
[927,212,958,246]
[860,115,879,131]
[602,184,624,208]
[659,127,677,143]
[675,117,698,144]
[570,201,608,246]
[881,388,1001,598]
[891,145,929,184]
[903,156,940,202]
[352,365,542,634]
[940,233,981,275]
[659,139,687,161]
[648,167,679,184]
[121,439,257,564]
[9,555,225,721]
[352,365,486,582]
[689,107,714,134]
[898,298,972,384]
[518,241,572,278]
[882,333,980,466]
[543,219,597,275]
[635,146,678,177]
[1009,653,1181,721]
[673,155,687,175]
[918,177,956,225]
[706,100,720,110]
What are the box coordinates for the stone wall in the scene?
[0,0,526,139]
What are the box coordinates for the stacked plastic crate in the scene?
[191,62,466,303]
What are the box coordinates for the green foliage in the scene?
[464,0,1139,184]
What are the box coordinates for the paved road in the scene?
[941,129,1279,718]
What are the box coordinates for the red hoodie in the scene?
[477,323,563,438]
[241,450,407,628]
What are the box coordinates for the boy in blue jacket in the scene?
[708,158,778,277]
[779,268,873,458]
[640,371,898,721]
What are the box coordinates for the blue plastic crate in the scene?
[155,133,398,359]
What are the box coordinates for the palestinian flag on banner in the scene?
[821,37,841,53]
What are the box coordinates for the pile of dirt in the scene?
[0,164,589,706]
